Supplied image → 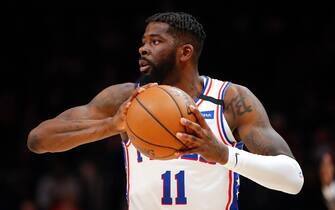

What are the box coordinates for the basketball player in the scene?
[27,12,304,210]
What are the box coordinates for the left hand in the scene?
[115,82,158,132]
[175,105,229,164]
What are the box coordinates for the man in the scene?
[27,12,304,210]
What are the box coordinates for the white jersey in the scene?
[122,76,244,210]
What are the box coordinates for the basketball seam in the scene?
[158,86,184,118]
[135,97,187,148]
[158,86,189,139]
[126,118,179,150]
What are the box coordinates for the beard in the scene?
[138,50,176,85]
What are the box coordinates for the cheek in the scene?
[151,50,167,64]
[151,45,176,64]
[155,44,174,56]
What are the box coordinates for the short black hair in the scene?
[146,12,206,60]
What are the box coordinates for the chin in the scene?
[141,70,151,75]
[138,72,156,85]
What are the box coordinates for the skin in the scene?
[27,22,293,166]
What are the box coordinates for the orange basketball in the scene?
[125,85,197,160]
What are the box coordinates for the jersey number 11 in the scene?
[161,170,187,205]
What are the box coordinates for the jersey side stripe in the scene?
[232,141,244,210]
[227,141,237,210]
[225,169,234,210]
[219,82,235,145]
[216,81,230,145]
[121,143,129,203]
[229,172,239,210]
[125,144,131,209]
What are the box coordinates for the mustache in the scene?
[139,57,154,66]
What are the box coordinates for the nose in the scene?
[139,45,149,56]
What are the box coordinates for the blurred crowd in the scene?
[1,3,334,210]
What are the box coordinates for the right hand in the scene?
[113,83,158,132]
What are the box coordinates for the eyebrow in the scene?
[142,34,164,40]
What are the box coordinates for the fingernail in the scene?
[180,118,186,125]
[189,105,196,110]
[176,132,182,138]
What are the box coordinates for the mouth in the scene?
[139,59,152,73]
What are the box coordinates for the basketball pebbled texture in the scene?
[126,85,197,160]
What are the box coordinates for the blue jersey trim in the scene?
[194,76,209,103]
[230,142,243,210]
[230,172,240,210]
[220,82,234,145]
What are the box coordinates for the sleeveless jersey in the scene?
[122,76,244,210]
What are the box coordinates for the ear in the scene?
[179,44,194,62]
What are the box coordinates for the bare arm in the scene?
[225,84,293,157]
[27,83,135,154]
[176,84,294,162]
[176,83,303,194]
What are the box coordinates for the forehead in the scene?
[143,22,173,38]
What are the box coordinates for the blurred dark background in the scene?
[1,1,334,210]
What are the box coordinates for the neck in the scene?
[162,66,203,100]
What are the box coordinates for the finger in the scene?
[135,83,158,95]
[139,82,158,91]
[128,93,138,105]
[176,132,201,147]
[124,83,157,113]
[123,101,132,112]
[119,101,132,119]
[181,141,198,149]
[128,89,141,102]
[175,147,201,157]
[189,105,210,130]
[145,82,158,88]
[180,118,205,138]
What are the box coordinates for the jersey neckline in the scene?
[195,76,212,106]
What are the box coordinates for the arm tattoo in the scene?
[226,93,252,119]
[244,129,271,155]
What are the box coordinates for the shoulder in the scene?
[97,82,136,98]
[89,82,136,116]
[223,83,266,129]
[224,83,254,102]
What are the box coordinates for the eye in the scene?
[151,40,161,45]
